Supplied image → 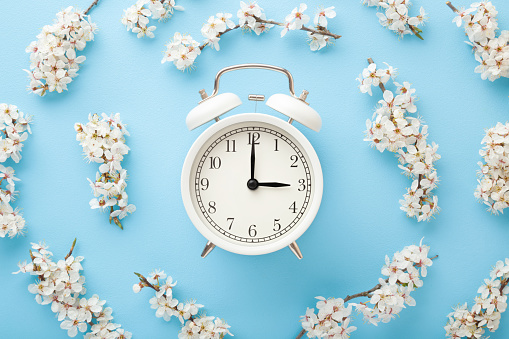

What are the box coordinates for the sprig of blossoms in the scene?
[122,0,184,38]
[362,0,427,39]
[298,240,436,339]
[445,259,509,338]
[134,270,233,338]
[474,122,509,214]
[357,59,441,222]
[24,6,98,96]
[162,2,341,71]
[0,104,32,238]
[75,113,135,229]
[14,240,131,338]
[447,1,509,81]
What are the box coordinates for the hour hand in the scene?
[257,182,291,187]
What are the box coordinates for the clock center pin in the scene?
[247,179,259,190]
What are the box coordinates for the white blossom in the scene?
[135,270,233,338]
[161,32,201,71]
[357,62,440,222]
[450,1,509,81]
[122,0,184,38]
[314,6,336,27]
[362,0,427,39]
[445,258,509,338]
[24,6,97,96]
[17,241,130,338]
[474,122,509,214]
[75,113,135,228]
[301,240,434,337]
[285,3,310,30]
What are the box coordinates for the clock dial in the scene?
[189,121,314,246]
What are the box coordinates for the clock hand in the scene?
[247,180,290,189]
[250,136,255,180]
[257,182,291,187]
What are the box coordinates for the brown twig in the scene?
[84,0,100,15]
[199,16,341,50]
[134,272,160,291]
[344,281,384,303]
[296,329,306,339]
[500,278,509,295]
[65,238,77,260]
[296,254,438,339]
[446,1,459,13]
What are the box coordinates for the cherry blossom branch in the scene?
[84,0,101,15]
[163,3,341,71]
[359,58,440,222]
[475,122,509,214]
[362,0,427,40]
[366,58,424,191]
[0,104,32,239]
[367,57,425,193]
[446,1,509,81]
[16,240,130,338]
[75,113,135,229]
[134,270,233,337]
[301,285,388,339]
[122,0,184,38]
[446,259,509,338]
[296,254,438,339]
[256,18,341,39]
[24,8,97,96]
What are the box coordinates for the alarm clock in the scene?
[181,64,323,259]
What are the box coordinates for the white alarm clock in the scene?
[181,64,323,259]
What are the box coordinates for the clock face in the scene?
[182,113,323,255]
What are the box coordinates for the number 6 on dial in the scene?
[181,64,323,259]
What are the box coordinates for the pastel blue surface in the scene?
[1,0,509,338]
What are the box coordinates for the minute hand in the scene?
[257,182,291,187]
[250,138,255,180]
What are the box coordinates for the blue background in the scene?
[1,0,509,338]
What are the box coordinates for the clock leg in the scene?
[289,241,303,259]
[201,241,216,258]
